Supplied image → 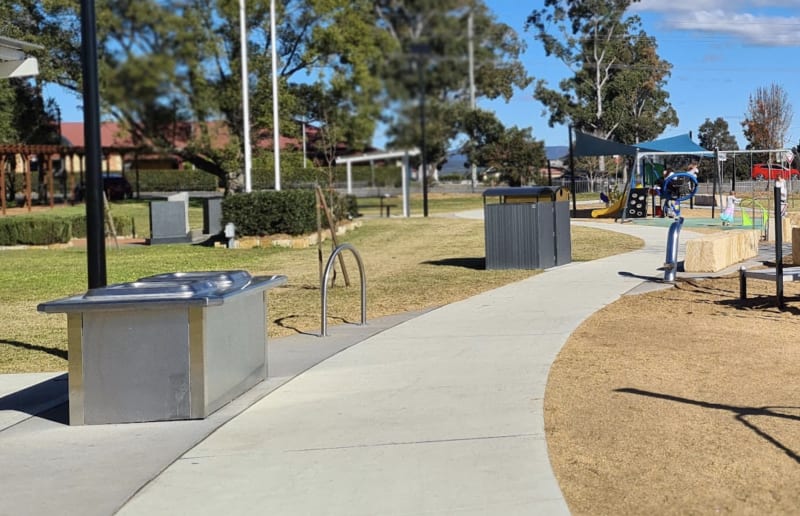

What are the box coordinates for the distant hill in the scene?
[546,146,569,160]
[439,145,569,177]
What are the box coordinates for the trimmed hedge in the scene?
[66,215,136,239]
[0,214,136,246]
[6,169,218,195]
[0,217,72,245]
[222,190,357,237]
[130,169,218,191]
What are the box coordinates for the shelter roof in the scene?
[0,36,42,79]
[572,130,711,157]
[636,134,710,154]
[573,131,639,157]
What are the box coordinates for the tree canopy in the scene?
[742,83,793,152]
[526,0,677,146]
[460,109,544,186]
[2,0,534,190]
[697,117,738,152]
[363,1,531,174]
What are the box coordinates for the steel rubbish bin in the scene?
[38,270,287,425]
[483,186,571,270]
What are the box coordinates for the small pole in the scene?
[568,126,576,217]
[774,185,784,308]
[739,266,747,300]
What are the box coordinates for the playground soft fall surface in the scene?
[548,208,800,514]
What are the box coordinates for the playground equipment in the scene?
[660,172,699,281]
[591,192,626,218]
[739,198,769,239]
[660,172,699,218]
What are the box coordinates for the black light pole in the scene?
[411,43,430,217]
[420,64,428,217]
[80,0,107,288]
[55,105,67,201]
[568,125,576,216]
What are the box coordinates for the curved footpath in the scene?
[119,221,688,515]
[0,219,695,516]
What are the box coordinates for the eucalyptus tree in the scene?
[526,0,677,151]
[373,0,530,177]
[3,0,391,191]
[697,117,744,180]
[742,83,793,155]
[460,109,545,186]
[96,0,394,190]
[698,117,739,152]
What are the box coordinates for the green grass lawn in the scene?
[0,199,643,373]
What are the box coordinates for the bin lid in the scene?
[37,271,288,313]
[141,270,252,290]
[482,186,566,201]
[83,280,218,301]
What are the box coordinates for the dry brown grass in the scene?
[546,274,800,514]
[254,219,640,338]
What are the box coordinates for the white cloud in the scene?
[632,0,732,11]
[673,11,800,46]
[630,2,800,47]
[633,0,796,11]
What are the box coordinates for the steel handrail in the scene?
[320,243,366,336]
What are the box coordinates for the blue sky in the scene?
[482,0,800,149]
[46,1,800,150]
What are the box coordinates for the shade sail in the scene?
[635,133,711,154]
[573,131,639,157]
[572,130,712,157]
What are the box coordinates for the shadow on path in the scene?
[0,373,68,425]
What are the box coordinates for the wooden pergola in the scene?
[0,144,149,214]
[0,144,71,214]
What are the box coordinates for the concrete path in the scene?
[118,222,682,516]
[0,219,700,516]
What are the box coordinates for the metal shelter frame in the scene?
[0,36,42,79]
[632,147,794,220]
[336,149,421,218]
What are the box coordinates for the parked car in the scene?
[73,174,134,202]
[751,163,799,180]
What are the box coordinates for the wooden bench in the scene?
[359,195,398,217]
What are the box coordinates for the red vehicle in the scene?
[751,163,799,180]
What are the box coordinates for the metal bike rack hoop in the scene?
[320,243,367,336]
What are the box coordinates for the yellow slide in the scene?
[591,194,626,218]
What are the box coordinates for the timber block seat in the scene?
[684,230,760,273]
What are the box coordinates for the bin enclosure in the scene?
[483,186,571,270]
[38,271,287,425]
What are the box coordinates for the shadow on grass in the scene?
[275,314,360,336]
[618,271,672,283]
[0,339,67,361]
[422,257,485,270]
[274,316,318,336]
[616,387,800,464]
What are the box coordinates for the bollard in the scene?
[739,266,747,300]
[224,222,237,249]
